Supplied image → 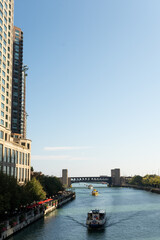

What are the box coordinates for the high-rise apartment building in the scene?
[0,0,31,183]
[12,26,27,139]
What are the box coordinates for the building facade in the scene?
[0,0,31,183]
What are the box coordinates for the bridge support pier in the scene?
[111,168,121,186]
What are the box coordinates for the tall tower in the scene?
[0,0,31,183]
[12,26,27,138]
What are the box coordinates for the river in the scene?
[10,183,160,240]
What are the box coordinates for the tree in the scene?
[37,175,64,197]
[24,178,46,203]
[0,172,22,215]
[129,175,143,186]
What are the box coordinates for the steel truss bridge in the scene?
[70,176,112,185]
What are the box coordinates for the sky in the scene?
[14,0,160,177]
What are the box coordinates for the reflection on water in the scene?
[11,183,160,240]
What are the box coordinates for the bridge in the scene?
[70,176,112,185]
[61,168,121,187]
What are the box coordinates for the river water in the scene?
[10,183,160,240]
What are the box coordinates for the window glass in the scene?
[1,119,4,125]
[4,147,7,162]
[19,168,21,181]
[1,103,4,109]
[11,167,14,176]
[0,144,3,162]
[1,95,4,101]
[8,148,11,163]
[7,166,10,175]
[22,153,24,164]
[11,149,15,163]
[15,151,18,164]
[0,130,3,139]
[19,152,21,164]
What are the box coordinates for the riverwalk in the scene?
[0,191,75,240]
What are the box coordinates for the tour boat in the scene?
[88,185,93,189]
[86,209,106,229]
[92,189,98,196]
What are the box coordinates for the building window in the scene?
[11,149,15,163]
[3,55,6,62]
[15,167,18,178]
[19,152,21,164]
[4,147,7,162]
[25,169,27,181]
[3,32,6,39]
[2,78,5,84]
[0,144,3,162]
[15,151,18,164]
[19,168,21,181]
[22,168,24,181]
[8,148,11,163]
[1,119,4,125]
[7,166,10,175]
[1,103,4,109]
[2,86,5,92]
[25,154,27,165]
[1,95,4,101]
[28,153,30,166]
[5,133,7,141]
[22,153,24,165]
[3,166,6,174]
[11,167,14,176]
[4,17,7,24]
[0,130,3,139]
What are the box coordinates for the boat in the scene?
[88,184,93,189]
[92,189,98,196]
[86,209,106,229]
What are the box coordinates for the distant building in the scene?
[0,1,31,183]
[111,168,121,186]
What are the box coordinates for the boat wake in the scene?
[65,211,142,230]
[65,215,87,228]
[106,211,143,228]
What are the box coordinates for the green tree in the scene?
[0,172,22,215]
[37,175,64,197]
[129,175,143,186]
[24,178,46,203]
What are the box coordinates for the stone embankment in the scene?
[122,184,160,194]
[0,191,75,240]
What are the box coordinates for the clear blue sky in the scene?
[14,0,160,177]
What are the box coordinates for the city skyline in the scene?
[15,0,160,177]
